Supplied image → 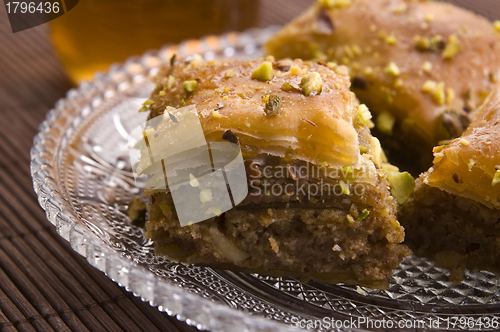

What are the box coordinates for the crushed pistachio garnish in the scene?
[352,44,362,56]
[492,169,500,186]
[459,138,470,147]
[346,214,355,223]
[401,118,414,133]
[167,75,175,90]
[377,111,396,135]
[359,145,369,154]
[211,110,222,119]
[413,35,431,51]
[490,72,498,83]
[138,106,148,113]
[432,82,446,105]
[327,61,337,69]
[354,104,374,128]
[392,3,407,14]
[143,99,154,106]
[364,66,373,77]
[318,0,351,9]
[159,91,166,96]
[424,14,434,22]
[183,80,198,93]
[422,80,437,93]
[422,61,432,73]
[281,82,293,92]
[380,86,394,103]
[225,69,235,78]
[301,72,323,96]
[468,159,476,171]
[388,172,415,204]
[494,20,500,33]
[385,34,398,45]
[446,87,455,104]
[442,35,462,60]
[339,180,350,195]
[237,92,247,99]
[344,45,355,58]
[252,61,274,81]
[430,35,444,50]
[384,62,401,77]
[357,209,370,221]
[265,95,283,117]
[266,55,275,62]
[394,78,404,88]
[290,66,300,75]
[170,54,176,66]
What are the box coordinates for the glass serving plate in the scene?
[31,27,500,332]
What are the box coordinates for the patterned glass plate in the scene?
[31,27,500,332]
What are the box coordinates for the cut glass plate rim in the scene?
[31,26,500,332]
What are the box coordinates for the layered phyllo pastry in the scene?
[138,56,411,286]
[400,84,500,280]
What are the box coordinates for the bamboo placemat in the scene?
[0,0,498,331]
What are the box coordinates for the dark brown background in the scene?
[0,0,497,331]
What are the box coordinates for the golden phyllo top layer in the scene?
[146,57,369,168]
[425,84,500,209]
[265,0,500,152]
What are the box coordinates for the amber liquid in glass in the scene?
[51,0,259,83]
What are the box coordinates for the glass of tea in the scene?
[50,0,260,83]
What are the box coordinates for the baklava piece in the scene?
[400,85,500,280]
[141,57,411,287]
[265,0,500,173]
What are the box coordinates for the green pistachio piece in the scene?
[376,111,396,135]
[384,62,400,77]
[300,72,323,96]
[388,172,415,204]
[442,35,462,60]
[183,80,198,93]
[492,170,500,186]
[251,61,274,82]
[357,209,370,221]
[264,95,282,116]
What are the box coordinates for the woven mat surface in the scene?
[0,0,498,331]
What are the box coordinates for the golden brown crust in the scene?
[265,0,500,169]
[148,57,366,167]
[424,84,500,208]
